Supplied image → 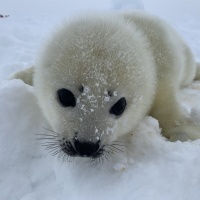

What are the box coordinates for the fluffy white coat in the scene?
[11,11,200,144]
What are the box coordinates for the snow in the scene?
[1,0,200,200]
[143,0,200,23]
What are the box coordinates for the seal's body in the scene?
[11,11,200,158]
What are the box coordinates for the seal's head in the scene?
[34,13,155,160]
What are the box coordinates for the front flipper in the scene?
[10,66,34,86]
[169,123,200,142]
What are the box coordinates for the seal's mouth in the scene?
[60,140,104,158]
[36,127,126,165]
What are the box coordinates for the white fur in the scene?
[11,11,200,143]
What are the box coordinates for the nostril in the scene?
[74,139,100,157]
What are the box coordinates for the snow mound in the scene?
[1,80,200,200]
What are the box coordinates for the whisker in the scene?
[100,156,104,165]
[48,150,60,155]
[39,140,60,144]
[44,144,59,148]
[41,127,61,136]
[105,149,116,156]
[46,146,60,151]
[49,149,60,155]
[94,158,99,165]
[58,152,65,159]
[103,154,109,162]
[39,143,61,148]
[36,138,61,142]
[104,151,112,160]
[42,140,60,143]
[89,158,97,167]
[35,133,60,137]
[110,143,127,147]
[111,141,128,145]
[107,149,120,155]
[44,144,60,149]
[113,140,127,143]
[35,136,58,139]
[35,136,60,142]
[109,145,124,153]
[47,149,60,154]
[35,134,60,138]
[62,154,67,163]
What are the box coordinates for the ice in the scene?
[1,0,200,200]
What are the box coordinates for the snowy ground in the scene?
[1,1,200,200]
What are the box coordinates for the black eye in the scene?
[57,88,76,107]
[109,97,126,116]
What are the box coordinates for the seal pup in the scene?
[11,11,200,160]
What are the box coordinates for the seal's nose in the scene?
[74,139,100,157]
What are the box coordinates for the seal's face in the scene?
[35,15,154,160]
[36,65,134,159]
[55,85,127,158]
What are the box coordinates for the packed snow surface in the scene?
[1,0,200,200]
